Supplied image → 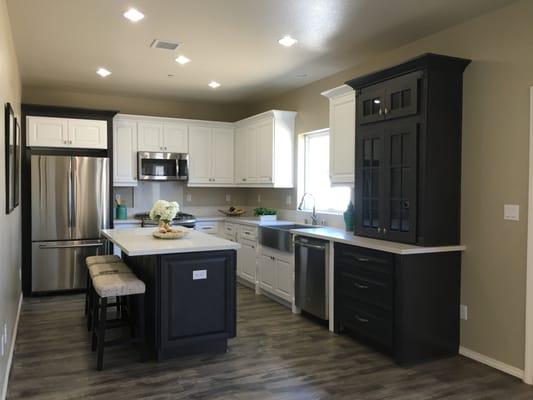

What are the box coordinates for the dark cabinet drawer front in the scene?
[337,302,393,348]
[336,269,392,310]
[335,244,393,278]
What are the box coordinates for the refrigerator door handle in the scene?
[69,157,76,232]
[39,241,105,250]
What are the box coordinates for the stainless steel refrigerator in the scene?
[31,155,110,292]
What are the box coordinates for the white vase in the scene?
[258,215,277,222]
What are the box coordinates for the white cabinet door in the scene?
[255,118,274,183]
[137,121,163,152]
[245,126,258,182]
[275,257,292,302]
[163,122,188,153]
[234,127,247,184]
[330,91,355,185]
[211,127,234,184]
[259,254,276,291]
[68,119,107,149]
[188,126,212,184]
[27,116,69,147]
[240,240,257,284]
[113,119,138,186]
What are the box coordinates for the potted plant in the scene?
[253,207,278,222]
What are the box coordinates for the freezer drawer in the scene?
[31,240,106,292]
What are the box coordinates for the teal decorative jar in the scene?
[343,201,354,232]
[115,204,128,220]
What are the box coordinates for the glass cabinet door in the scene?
[382,120,418,243]
[355,127,384,238]
[383,71,421,120]
[357,83,386,125]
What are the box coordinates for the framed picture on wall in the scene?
[5,102,16,214]
[14,117,20,207]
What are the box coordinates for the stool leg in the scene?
[137,294,146,362]
[91,289,98,352]
[84,270,89,316]
[97,297,107,371]
[87,278,93,331]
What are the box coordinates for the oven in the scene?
[137,152,188,181]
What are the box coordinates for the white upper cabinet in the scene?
[188,124,235,186]
[113,118,138,187]
[162,122,188,153]
[322,85,356,185]
[138,120,188,153]
[27,116,107,149]
[137,121,163,152]
[234,110,296,188]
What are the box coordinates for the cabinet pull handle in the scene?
[384,107,389,115]
[355,315,369,323]
[356,257,369,262]
[377,227,382,233]
[378,108,382,116]
[242,178,247,181]
[383,228,387,234]
[354,282,368,289]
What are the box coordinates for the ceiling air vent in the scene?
[150,39,180,50]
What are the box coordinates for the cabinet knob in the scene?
[377,227,382,233]
[355,315,369,323]
[354,282,368,289]
[378,108,383,116]
[69,140,72,144]
[242,178,246,182]
[383,228,387,234]
[164,146,167,150]
[384,107,389,115]
[63,140,67,144]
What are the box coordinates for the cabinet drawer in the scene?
[224,223,236,235]
[335,268,393,310]
[336,301,393,348]
[195,222,219,234]
[335,244,393,277]
[239,226,258,241]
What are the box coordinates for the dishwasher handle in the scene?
[294,239,327,251]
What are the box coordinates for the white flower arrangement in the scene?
[149,200,180,224]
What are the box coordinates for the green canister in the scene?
[343,201,354,232]
[116,204,128,220]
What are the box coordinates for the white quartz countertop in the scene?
[113,219,141,225]
[101,227,240,256]
[290,227,466,255]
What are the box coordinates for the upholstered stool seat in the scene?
[88,262,131,279]
[92,272,145,298]
[86,255,121,267]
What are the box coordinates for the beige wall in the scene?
[247,0,533,369]
[0,0,21,396]
[22,86,251,122]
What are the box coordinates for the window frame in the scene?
[297,128,350,215]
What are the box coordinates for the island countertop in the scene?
[101,227,241,256]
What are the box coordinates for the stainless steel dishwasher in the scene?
[294,236,329,320]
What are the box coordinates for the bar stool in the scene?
[86,261,132,331]
[91,270,146,371]
[85,255,122,318]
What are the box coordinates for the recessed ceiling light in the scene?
[175,55,191,65]
[96,67,111,78]
[278,35,297,47]
[123,8,144,22]
[208,81,221,89]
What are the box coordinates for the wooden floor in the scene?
[7,285,533,400]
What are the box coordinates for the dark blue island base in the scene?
[124,250,237,361]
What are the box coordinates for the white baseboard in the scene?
[459,346,524,379]
[1,294,23,400]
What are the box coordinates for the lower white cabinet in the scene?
[259,247,293,303]
[239,239,257,284]
[194,221,221,235]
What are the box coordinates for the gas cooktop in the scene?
[134,212,197,228]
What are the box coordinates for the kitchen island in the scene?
[101,227,240,361]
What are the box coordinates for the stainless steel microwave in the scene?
[137,152,188,181]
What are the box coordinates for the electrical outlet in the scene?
[504,204,519,221]
[186,194,192,202]
[257,194,262,203]
[286,195,292,206]
[460,304,468,320]
[225,193,231,202]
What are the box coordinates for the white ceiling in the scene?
[7,0,516,103]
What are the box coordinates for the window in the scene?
[298,129,351,213]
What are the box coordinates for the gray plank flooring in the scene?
[7,285,533,399]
